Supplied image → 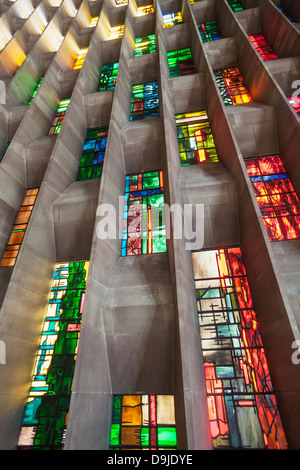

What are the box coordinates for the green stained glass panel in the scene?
[135,34,156,56]
[109,395,177,450]
[112,395,122,422]
[17,261,89,450]
[141,428,149,446]
[76,127,108,181]
[110,424,120,446]
[98,63,119,91]
[157,427,177,447]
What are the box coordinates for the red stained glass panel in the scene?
[245,155,300,241]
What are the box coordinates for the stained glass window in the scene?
[76,127,108,181]
[109,25,124,40]
[134,34,156,56]
[28,77,44,104]
[17,261,89,450]
[249,34,278,61]
[0,142,10,162]
[214,67,253,106]
[192,247,287,449]
[175,111,219,165]
[167,48,196,78]
[110,395,177,450]
[89,17,98,27]
[130,81,159,120]
[288,97,300,117]
[198,22,223,42]
[73,48,88,70]
[227,0,244,11]
[136,5,154,16]
[122,170,166,256]
[48,99,70,135]
[245,155,300,241]
[278,6,296,24]
[162,12,183,28]
[0,188,38,267]
[97,63,119,91]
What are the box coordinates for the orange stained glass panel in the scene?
[15,210,31,224]
[12,224,27,231]
[2,250,18,258]
[121,427,141,446]
[22,195,37,206]
[8,231,24,245]
[26,188,39,196]
[5,244,19,251]
[122,395,142,425]
[0,258,16,267]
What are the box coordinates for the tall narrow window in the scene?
[198,21,223,42]
[28,77,44,104]
[162,12,183,28]
[192,247,287,449]
[109,25,124,39]
[0,142,10,162]
[110,395,177,450]
[134,34,156,56]
[0,188,39,267]
[98,63,119,91]
[167,48,196,78]
[245,155,300,241]
[214,67,253,106]
[249,34,278,61]
[73,48,88,70]
[227,0,244,11]
[48,99,70,135]
[76,127,108,181]
[136,4,154,16]
[278,6,296,24]
[17,261,89,450]
[130,81,159,120]
[175,111,219,165]
[288,96,300,117]
[122,170,166,256]
[89,17,98,27]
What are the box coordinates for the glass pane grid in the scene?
[0,188,39,267]
[227,0,244,11]
[245,155,300,241]
[198,21,222,42]
[214,67,252,106]
[98,62,119,91]
[288,97,300,117]
[249,34,278,61]
[167,48,196,78]
[136,5,154,16]
[122,170,166,256]
[76,127,108,181]
[192,247,288,450]
[110,394,177,450]
[17,261,89,450]
[130,81,159,120]
[48,99,70,135]
[175,111,219,165]
[134,34,156,56]
[163,12,183,28]
[73,48,88,70]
